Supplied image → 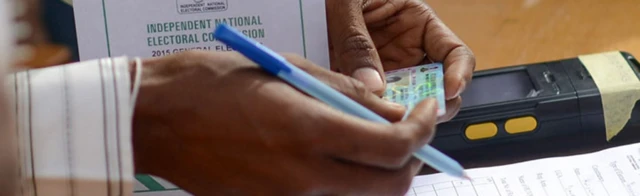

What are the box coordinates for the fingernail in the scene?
[353,67,384,92]
[455,80,466,98]
[448,80,465,100]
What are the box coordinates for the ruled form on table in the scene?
[406,142,640,196]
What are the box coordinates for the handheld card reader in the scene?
[432,51,640,153]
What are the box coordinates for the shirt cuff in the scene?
[7,56,134,196]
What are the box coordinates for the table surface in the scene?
[419,0,640,173]
[427,0,640,71]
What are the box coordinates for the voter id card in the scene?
[383,63,446,116]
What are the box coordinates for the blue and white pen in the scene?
[212,23,470,180]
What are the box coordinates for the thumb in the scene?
[327,0,385,95]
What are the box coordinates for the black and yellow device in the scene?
[432,51,640,154]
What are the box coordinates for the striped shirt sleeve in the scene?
[6,56,134,196]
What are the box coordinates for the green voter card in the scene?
[383,63,446,116]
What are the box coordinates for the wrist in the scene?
[127,51,224,177]
[128,60,137,92]
[129,57,157,175]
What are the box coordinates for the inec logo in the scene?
[176,0,228,14]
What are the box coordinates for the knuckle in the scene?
[281,53,306,63]
[349,79,371,98]
[465,48,477,61]
[339,33,376,58]
[397,132,416,155]
[329,74,373,101]
[347,78,371,100]
[385,131,415,166]
[457,46,476,64]
[412,1,433,17]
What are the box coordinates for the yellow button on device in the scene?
[465,123,498,140]
[505,116,538,134]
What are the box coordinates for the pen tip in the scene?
[462,173,472,181]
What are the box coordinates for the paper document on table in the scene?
[72,0,330,69]
[406,143,640,196]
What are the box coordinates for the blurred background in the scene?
[14,0,75,68]
[16,0,640,70]
[428,0,640,70]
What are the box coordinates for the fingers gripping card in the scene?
[383,63,446,117]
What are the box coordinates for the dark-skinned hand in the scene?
[132,51,439,195]
[327,0,476,122]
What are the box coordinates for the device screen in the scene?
[460,70,536,107]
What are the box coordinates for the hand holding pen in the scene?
[213,24,469,180]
